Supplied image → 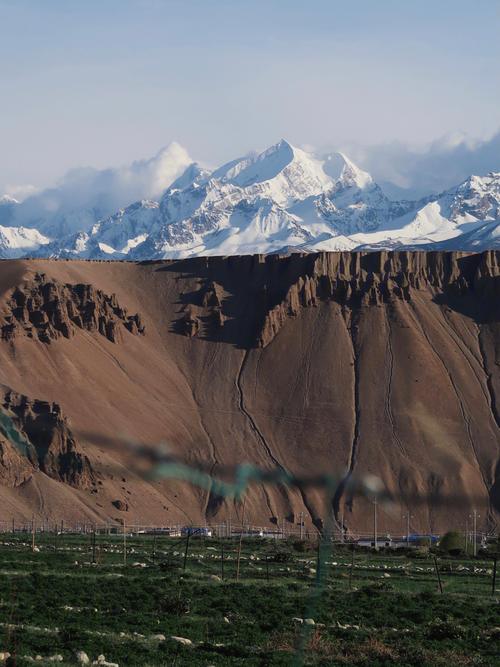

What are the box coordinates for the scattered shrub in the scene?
[439,531,465,556]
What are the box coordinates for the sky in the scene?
[1,0,499,197]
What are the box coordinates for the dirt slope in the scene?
[0,251,498,534]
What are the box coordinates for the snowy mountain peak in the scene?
[4,140,500,259]
[0,195,19,205]
[166,163,210,193]
[324,152,373,189]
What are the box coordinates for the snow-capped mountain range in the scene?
[1,140,499,259]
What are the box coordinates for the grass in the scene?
[0,533,498,665]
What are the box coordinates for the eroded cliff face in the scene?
[0,252,497,531]
[257,251,500,347]
[172,250,500,347]
[0,387,93,488]
[1,272,145,343]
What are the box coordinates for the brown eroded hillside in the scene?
[0,251,498,534]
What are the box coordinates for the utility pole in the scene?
[299,512,304,541]
[373,500,378,551]
[31,514,36,552]
[340,509,344,544]
[465,518,469,554]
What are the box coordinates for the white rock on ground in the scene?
[170,636,193,647]
[76,651,90,665]
[92,658,118,667]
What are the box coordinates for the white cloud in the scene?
[8,142,193,235]
[3,183,40,202]
[340,130,500,199]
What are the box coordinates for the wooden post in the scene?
[349,544,354,589]
[152,529,157,565]
[31,515,36,552]
[235,498,246,581]
[236,531,244,581]
[220,543,224,581]
[183,530,190,572]
[123,522,127,566]
[316,538,321,582]
[11,518,14,535]
[473,510,478,557]
[492,557,497,596]
[433,556,443,594]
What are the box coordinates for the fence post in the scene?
[123,522,127,566]
[183,530,190,571]
[349,544,354,589]
[433,556,443,594]
[152,529,157,564]
[236,531,244,581]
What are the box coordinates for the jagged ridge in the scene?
[1,387,93,488]
[256,250,500,346]
[1,272,145,343]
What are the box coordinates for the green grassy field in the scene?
[0,533,498,666]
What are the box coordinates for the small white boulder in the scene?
[76,651,90,665]
[170,636,193,647]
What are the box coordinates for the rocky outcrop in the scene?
[112,499,129,512]
[0,388,94,488]
[171,250,500,348]
[257,250,500,347]
[178,280,226,338]
[1,272,145,344]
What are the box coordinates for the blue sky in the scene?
[1,0,499,193]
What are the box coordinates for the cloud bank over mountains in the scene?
[1,134,499,260]
[5,130,499,214]
[344,130,500,199]
[3,142,192,236]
